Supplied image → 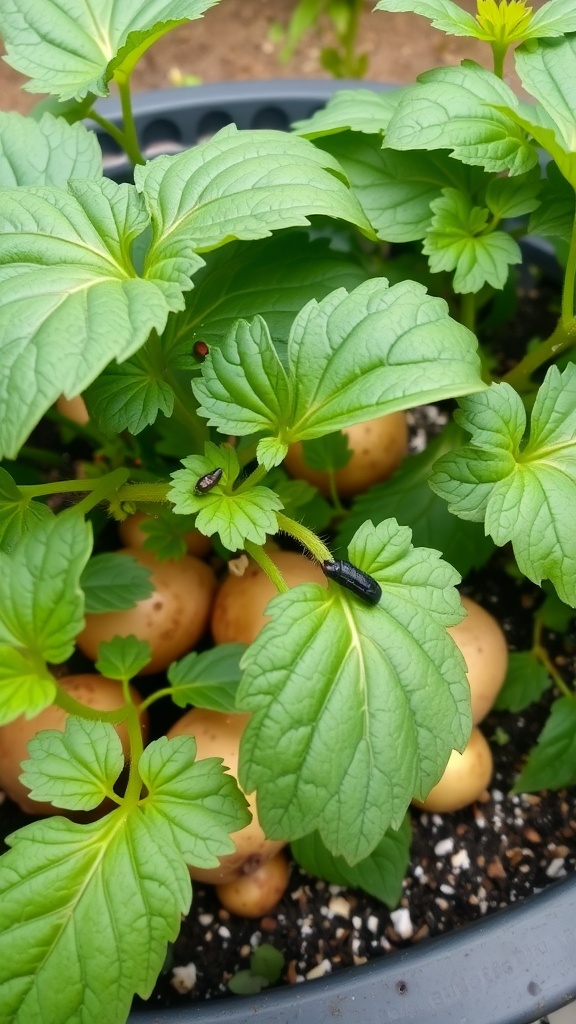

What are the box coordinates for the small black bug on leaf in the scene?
[321,559,382,606]
[195,467,223,494]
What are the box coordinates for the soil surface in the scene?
[0,0,549,116]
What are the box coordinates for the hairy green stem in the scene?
[244,540,289,593]
[54,683,129,725]
[116,481,171,504]
[276,511,332,564]
[73,468,130,517]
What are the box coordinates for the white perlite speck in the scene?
[306,959,332,981]
[451,848,471,871]
[171,963,197,994]
[434,837,454,857]
[546,858,566,878]
[328,896,351,919]
[390,907,414,939]
[367,915,379,936]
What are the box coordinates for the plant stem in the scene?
[116,481,171,504]
[123,704,146,806]
[54,684,128,725]
[244,540,289,593]
[460,291,476,334]
[276,511,332,563]
[562,206,576,323]
[491,42,507,79]
[234,463,269,493]
[533,620,573,700]
[86,107,131,154]
[115,72,145,166]
[501,316,576,390]
[327,471,345,515]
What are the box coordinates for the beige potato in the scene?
[119,510,212,560]
[77,546,217,674]
[448,596,508,724]
[56,394,90,425]
[284,412,408,499]
[216,849,290,917]
[413,727,493,813]
[211,549,326,646]
[167,708,285,885]
[0,674,147,815]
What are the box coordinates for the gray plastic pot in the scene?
[91,81,576,1024]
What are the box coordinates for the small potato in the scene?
[167,708,285,885]
[0,673,147,815]
[211,549,326,646]
[119,510,212,560]
[448,596,508,724]
[216,850,290,918]
[77,547,217,674]
[413,727,493,814]
[284,412,408,499]
[56,394,89,426]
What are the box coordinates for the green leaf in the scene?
[0,468,52,552]
[293,87,403,137]
[140,734,250,867]
[80,552,154,613]
[291,816,410,905]
[134,507,200,562]
[429,364,576,607]
[264,469,333,533]
[513,696,576,792]
[249,944,284,984]
[312,135,487,243]
[493,651,551,713]
[135,125,372,274]
[301,431,352,473]
[0,809,190,1024]
[422,187,522,293]
[485,167,542,220]
[238,519,471,864]
[0,111,102,187]
[19,717,125,811]
[515,35,576,158]
[95,636,153,680]
[163,230,369,366]
[528,160,574,245]
[228,971,270,995]
[385,62,538,176]
[193,278,484,455]
[336,424,495,577]
[167,644,246,713]
[0,514,92,725]
[538,582,575,632]
[374,0,479,36]
[0,178,185,459]
[169,442,283,550]
[84,337,175,435]
[527,0,576,37]
[0,0,220,101]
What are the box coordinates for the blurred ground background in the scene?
[0,0,550,114]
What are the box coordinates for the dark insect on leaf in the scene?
[321,559,382,606]
[195,467,223,494]
[193,340,209,360]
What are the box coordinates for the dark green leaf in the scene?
[301,431,351,472]
[81,552,154,613]
[249,944,284,984]
[513,697,576,791]
[494,651,551,713]
[167,645,246,713]
[95,636,153,680]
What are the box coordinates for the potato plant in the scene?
[0,1,576,1022]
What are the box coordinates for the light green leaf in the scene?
[135,125,372,275]
[167,644,246,713]
[293,87,403,137]
[0,809,191,1024]
[169,442,283,550]
[291,816,411,905]
[84,338,175,435]
[140,734,250,867]
[249,944,284,984]
[193,278,484,452]
[0,514,92,725]
[513,696,576,792]
[0,111,102,187]
[374,0,479,36]
[162,230,369,367]
[80,552,153,613]
[528,160,574,244]
[0,0,220,101]
[238,519,470,864]
[430,364,576,606]
[485,167,542,219]
[385,62,538,176]
[95,636,153,680]
[0,178,185,459]
[336,424,495,577]
[527,0,576,37]
[515,35,576,157]
[20,717,125,811]
[494,651,551,713]
[311,135,487,243]
[0,468,52,553]
[422,187,522,293]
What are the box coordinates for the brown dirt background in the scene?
[0,0,550,114]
